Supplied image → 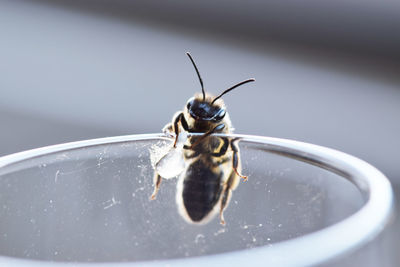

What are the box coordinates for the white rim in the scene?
[0,133,393,267]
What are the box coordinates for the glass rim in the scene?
[0,133,394,266]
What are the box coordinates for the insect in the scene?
[151,52,255,225]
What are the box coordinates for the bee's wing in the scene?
[155,146,185,179]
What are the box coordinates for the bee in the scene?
[151,52,255,225]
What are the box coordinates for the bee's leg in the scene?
[219,172,237,225]
[172,112,189,147]
[172,113,183,147]
[230,138,248,181]
[180,114,189,131]
[189,124,225,149]
[150,173,162,200]
[219,189,230,225]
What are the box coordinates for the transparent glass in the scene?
[0,134,393,266]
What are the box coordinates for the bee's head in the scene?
[185,52,255,122]
[186,95,226,122]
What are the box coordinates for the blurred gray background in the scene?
[0,0,399,265]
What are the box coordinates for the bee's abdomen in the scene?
[182,160,222,222]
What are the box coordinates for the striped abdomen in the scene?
[181,159,223,222]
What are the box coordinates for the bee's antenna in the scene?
[186,52,206,101]
[212,78,255,104]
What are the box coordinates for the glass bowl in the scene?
[0,134,393,266]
